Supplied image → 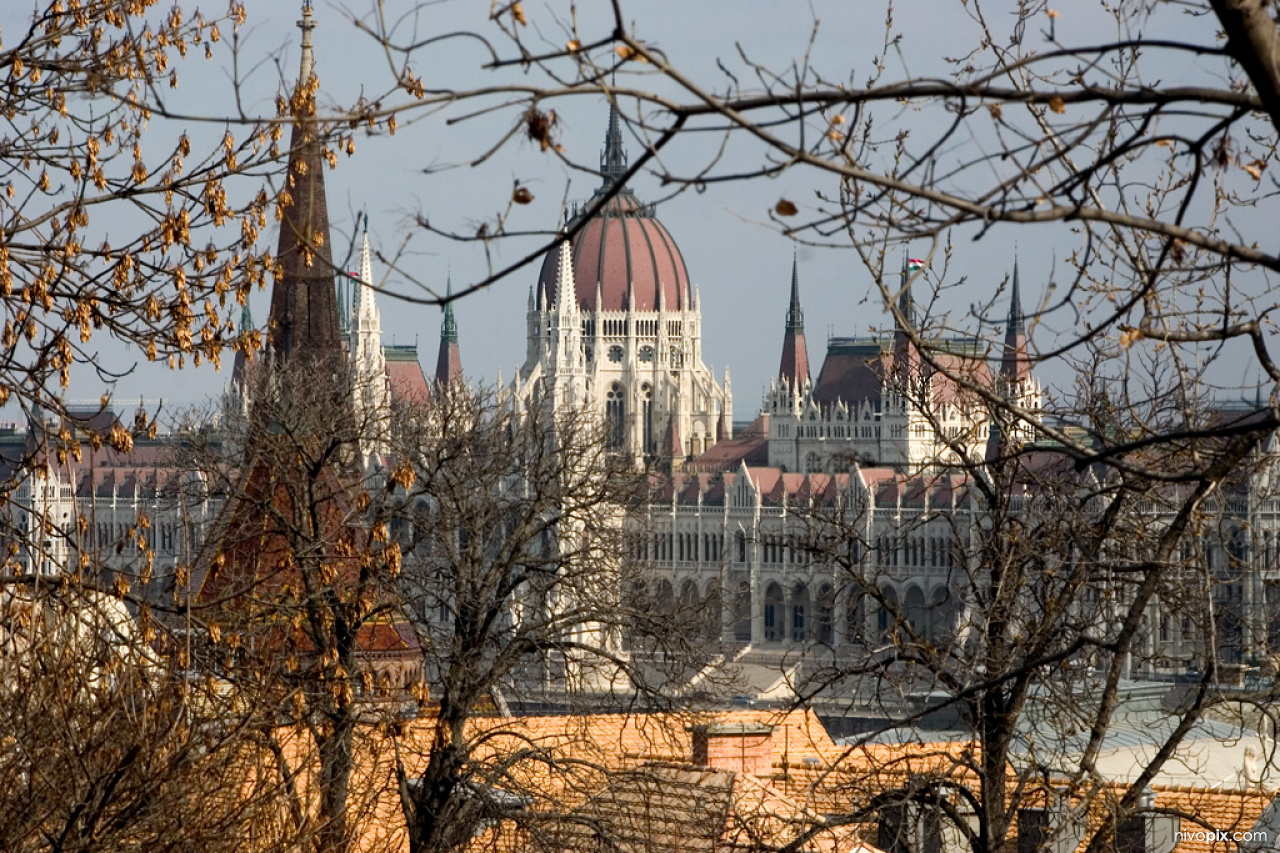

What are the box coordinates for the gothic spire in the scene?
[786,253,803,329]
[600,102,628,187]
[435,279,463,387]
[1007,254,1025,337]
[1000,256,1032,384]
[778,253,810,387]
[353,214,377,331]
[266,2,343,361]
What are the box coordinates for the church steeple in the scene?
[267,2,343,361]
[1007,255,1025,337]
[435,280,463,387]
[778,253,810,387]
[1000,256,1032,384]
[600,103,628,188]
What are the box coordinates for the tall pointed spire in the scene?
[600,102,628,187]
[267,2,342,362]
[778,253,810,387]
[353,215,377,330]
[435,279,463,387]
[1000,256,1032,384]
[1007,254,1025,337]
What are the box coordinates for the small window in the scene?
[608,345,624,362]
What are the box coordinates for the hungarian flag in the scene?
[907,258,926,271]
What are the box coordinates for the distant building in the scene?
[512,107,732,469]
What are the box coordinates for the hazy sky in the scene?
[3,0,1257,423]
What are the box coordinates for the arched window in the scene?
[816,584,835,645]
[845,591,866,646]
[878,586,899,642]
[764,583,784,642]
[656,580,675,615]
[703,579,721,640]
[679,580,700,636]
[734,581,752,642]
[606,382,626,448]
[905,586,926,635]
[929,585,956,644]
[791,584,810,642]
[642,383,655,454]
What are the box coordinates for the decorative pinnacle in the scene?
[1008,254,1026,336]
[297,4,316,85]
[600,103,628,186]
[357,225,374,303]
[554,240,575,311]
[786,252,804,330]
[441,278,458,344]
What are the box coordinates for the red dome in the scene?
[537,191,691,313]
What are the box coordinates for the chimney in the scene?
[690,723,774,777]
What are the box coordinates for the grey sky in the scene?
[4,0,1261,422]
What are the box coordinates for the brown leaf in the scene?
[566,39,581,52]
[615,45,636,61]
[513,186,534,205]
[511,2,527,25]
[987,104,1002,120]
[1047,96,1066,114]
[775,199,798,217]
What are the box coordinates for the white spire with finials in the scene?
[349,211,388,451]
[354,213,379,336]
[297,3,316,86]
[554,239,576,315]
